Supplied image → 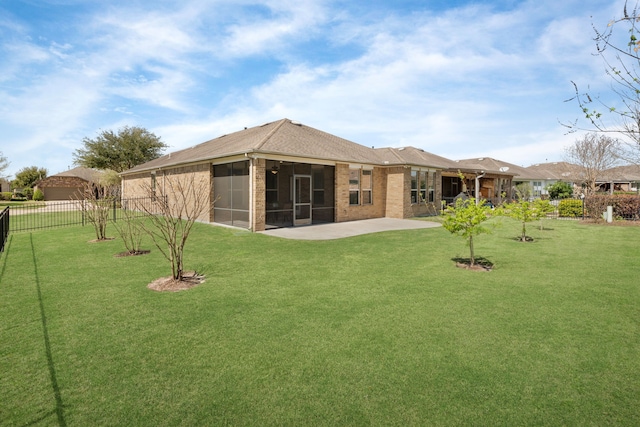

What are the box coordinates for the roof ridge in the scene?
[254,119,288,150]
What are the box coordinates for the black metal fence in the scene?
[0,207,8,253]
[6,197,154,234]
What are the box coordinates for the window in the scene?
[428,171,435,202]
[533,181,543,196]
[411,170,418,204]
[349,169,360,205]
[411,169,435,204]
[349,168,373,206]
[362,170,372,205]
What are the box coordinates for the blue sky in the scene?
[0,0,628,178]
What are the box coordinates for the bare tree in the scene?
[565,133,622,195]
[565,1,640,163]
[135,172,213,281]
[76,180,112,241]
[111,205,146,255]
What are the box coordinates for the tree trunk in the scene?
[469,235,475,266]
[521,221,527,242]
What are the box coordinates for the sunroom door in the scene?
[294,175,312,226]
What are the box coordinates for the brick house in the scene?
[35,167,103,200]
[120,119,459,232]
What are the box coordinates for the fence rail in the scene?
[6,197,154,234]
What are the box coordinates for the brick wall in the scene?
[252,158,266,232]
[335,164,387,222]
[122,164,213,223]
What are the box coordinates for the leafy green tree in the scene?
[442,198,491,266]
[12,166,47,189]
[499,199,550,242]
[74,126,168,173]
[97,169,122,198]
[546,181,573,199]
[514,182,533,200]
[534,199,556,230]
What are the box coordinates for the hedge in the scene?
[585,195,640,220]
[558,199,583,217]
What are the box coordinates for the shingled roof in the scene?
[122,119,450,174]
[524,162,579,180]
[375,146,456,169]
[450,157,525,177]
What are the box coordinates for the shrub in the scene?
[558,199,583,217]
[22,188,33,200]
[546,181,573,199]
[0,192,12,201]
[585,195,640,220]
[33,189,44,201]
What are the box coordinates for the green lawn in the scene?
[1,219,639,426]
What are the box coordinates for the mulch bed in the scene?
[452,257,493,272]
[147,271,206,292]
[114,250,151,258]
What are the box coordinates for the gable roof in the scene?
[599,164,640,182]
[375,146,456,169]
[54,167,103,182]
[122,119,450,174]
[450,157,524,177]
[525,162,580,181]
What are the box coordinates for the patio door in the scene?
[293,175,312,226]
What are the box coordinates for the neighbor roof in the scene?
[122,119,451,174]
[599,164,640,182]
[525,162,579,181]
[375,146,456,169]
[451,157,525,177]
[47,167,102,182]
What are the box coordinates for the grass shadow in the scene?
[30,234,67,427]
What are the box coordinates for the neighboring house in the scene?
[598,165,640,193]
[35,167,103,200]
[445,157,518,205]
[120,118,452,232]
[523,162,580,197]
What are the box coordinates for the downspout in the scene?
[475,171,486,204]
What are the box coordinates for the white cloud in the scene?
[0,0,630,178]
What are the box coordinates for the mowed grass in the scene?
[1,218,639,426]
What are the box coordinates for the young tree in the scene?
[73,126,168,172]
[534,199,556,231]
[566,1,640,163]
[565,133,621,195]
[499,200,547,242]
[76,180,112,241]
[442,198,491,266]
[12,166,47,189]
[111,206,146,255]
[514,182,533,201]
[134,172,213,281]
[546,181,573,199]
